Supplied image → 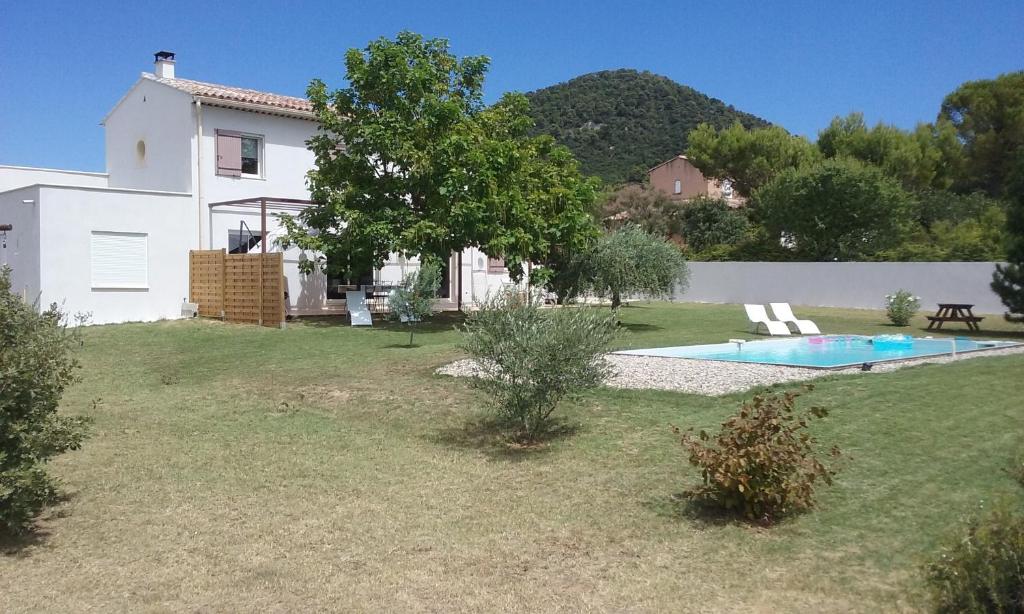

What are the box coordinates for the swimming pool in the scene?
[614,335,1021,369]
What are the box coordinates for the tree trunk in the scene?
[409,325,415,347]
[611,291,621,309]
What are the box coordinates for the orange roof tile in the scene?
[145,73,314,118]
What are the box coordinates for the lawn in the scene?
[3,302,1023,612]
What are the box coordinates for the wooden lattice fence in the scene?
[189,249,285,327]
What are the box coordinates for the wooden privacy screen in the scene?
[189,249,285,327]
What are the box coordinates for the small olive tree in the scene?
[461,290,619,442]
[389,261,441,346]
[1,267,90,534]
[588,226,689,308]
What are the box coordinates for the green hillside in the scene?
[525,69,769,184]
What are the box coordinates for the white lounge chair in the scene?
[744,304,791,336]
[769,302,821,335]
[346,291,373,326]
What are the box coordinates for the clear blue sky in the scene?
[2,0,1022,172]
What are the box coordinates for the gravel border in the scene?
[437,344,1024,396]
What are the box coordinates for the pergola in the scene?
[206,197,314,253]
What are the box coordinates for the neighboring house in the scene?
[0,52,517,324]
[647,155,745,207]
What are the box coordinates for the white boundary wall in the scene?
[677,262,1008,315]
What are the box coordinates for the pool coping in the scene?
[611,336,1024,371]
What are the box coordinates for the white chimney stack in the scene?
[154,50,176,79]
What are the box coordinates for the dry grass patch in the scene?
[1,304,1022,612]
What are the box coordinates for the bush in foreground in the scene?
[461,290,619,442]
[926,503,1024,614]
[674,386,840,524]
[1,267,90,534]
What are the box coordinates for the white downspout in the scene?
[469,248,476,307]
[194,98,204,248]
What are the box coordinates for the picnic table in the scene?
[926,303,984,331]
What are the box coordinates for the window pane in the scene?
[241,137,259,175]
[241,137,259,158]
[228,229,263,254]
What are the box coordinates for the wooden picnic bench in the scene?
[926,303,984,331]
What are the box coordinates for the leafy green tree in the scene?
[678,196,750,253]
[914,189,1007,230]
[587,226,689,308]
[817,113,964,191]
[685,122,820,197]
[599,184,685,238]
[879,206,1007,262]
[1,267,90,534]
[940,71,1024,196]
[279,32,600,283]
[389,262,441,347]
[992,151,1024,321]
[754,158,913,261]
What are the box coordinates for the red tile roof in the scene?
[145,73,314,117]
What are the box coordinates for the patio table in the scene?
[926,303,984,331]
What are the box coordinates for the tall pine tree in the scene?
[991,150,1024,322]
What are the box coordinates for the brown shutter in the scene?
[216,132,242,176]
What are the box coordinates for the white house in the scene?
[0,52,517,324]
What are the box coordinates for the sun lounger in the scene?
[769,302,821,335]
[346,291,373,326]
[744,304,791,336]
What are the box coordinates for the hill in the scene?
[525,69,769,184]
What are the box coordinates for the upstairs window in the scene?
[487,257,506,273]
[216,131,263,178]
[673,179,682,194]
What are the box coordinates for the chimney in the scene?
[154,51,176,79]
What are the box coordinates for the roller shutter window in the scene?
[90,231,148,289]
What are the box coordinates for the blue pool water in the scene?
[615,335,1020,369]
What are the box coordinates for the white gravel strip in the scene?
[437,344,1024,397]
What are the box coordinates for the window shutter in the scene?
[90,232,148,288]
[487,257,505,273]
[216,132,242,176]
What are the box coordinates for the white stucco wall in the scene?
[36,185,194,324]
[678,261,1009,315]
[104,78,194,194]
[460,246,518,307]
[0,185,43,302]
[198,106,317,246]
[0,166,108,193]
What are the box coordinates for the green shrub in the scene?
[674,386,840,524]
[388,261,441,346]
[925,503,1024,614]
[678,196,750,253]
[885,289,921,326]
[1,267,90,534]
[461,290,619,442]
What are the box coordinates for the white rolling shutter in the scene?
[90,231,149,289]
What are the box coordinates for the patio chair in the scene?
[346,291,373,326]
[744,304,791,336]
[769,302,821,335]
